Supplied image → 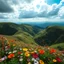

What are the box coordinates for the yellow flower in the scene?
[57,54,61,56]
[53,59,57,62]
[25,51,30,57]
[23,48,28,52]
[39,60,45,64]
[28,62,31,64]
[13,44,16,46]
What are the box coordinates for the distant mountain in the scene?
[35,26,64,46]
[19,22,64,28]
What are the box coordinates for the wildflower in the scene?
[50,49,56,54]
[13,50,17,53]
[34,59,39,64]
[25,52,30,57]
[30,51,35,54]
[28,62,31,64]
[23,48,28,52]
[0,56,7,62]
[32,53,38,59]
[8,53,14,59]
[39,60,45,64]
[19,58,23,61]
[56,57,62,62]
[20,48,22,50]
[18,52,22,55]
[21,53,23,56]
[53,59,57,62]
[39,50,45,54]
[8,52,12,54]
[13,44,16,46]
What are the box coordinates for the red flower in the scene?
[18,52,22,55]
[7,45,10,48]
[56,57,62,62]
[39,50,45,54]
[50,49,56,54]
[8,53,15,59]
[32,53,38,59]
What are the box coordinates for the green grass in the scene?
[50,43,64,50]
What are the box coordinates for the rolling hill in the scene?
[35,26,64,46]
[0,22,43,47]
[0,22,64,49]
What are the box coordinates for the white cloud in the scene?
[58,6,64,18]
[0,0,64,22]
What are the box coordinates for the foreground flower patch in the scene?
[0,36,64,64]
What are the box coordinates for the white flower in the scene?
[34,59,39,64]
[34,51,37,53]
[13,50,17,53]
[5,46,8,49]
[32,58,35,61]
[20,48,22,50]
[62,54,64,56]
[8,52,12,54]
[21,53,23,56]
[32,58,39,64]
[19,58,23,61]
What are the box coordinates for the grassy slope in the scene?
[0,23,64,48]
[35,26,64,46]
[50,43,64,50]
[0,22,41,47]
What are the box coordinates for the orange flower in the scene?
[50,49,56,54]
[8,55,12,59]
[8,53,14,59]
[53,59,57,62]
[39,50,45,54]
[39,60,45,64]
[10,40,15,43]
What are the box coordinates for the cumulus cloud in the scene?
[0,0,64,20]
[0,0,13,13]
[18,0,64,18]
[19,10,37,18]
[58,6,64,18]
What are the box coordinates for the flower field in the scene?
[0,35,64,64]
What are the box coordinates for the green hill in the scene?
[50,43,64,50]
[0,22,64,48]
[0,22,42,47]
[35,26,64,46]
[19,24,42,36]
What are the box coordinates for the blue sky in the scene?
[45,0,61,5]
[0,0,64,22]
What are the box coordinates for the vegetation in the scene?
[35,26,64,46]
[0,22,64,50]
[0,37,64,64]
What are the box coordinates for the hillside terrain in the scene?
[0,22,64,50]
[35,26,64,45]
